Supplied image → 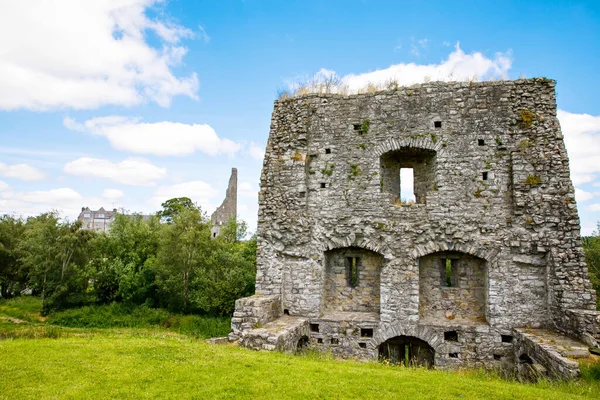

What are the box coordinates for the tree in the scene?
[582,222,600,310]
[157,197,195,224]
[91,214,162,305]
[0,215,26,298]
[154,206,211,312]
[20,213,94,314]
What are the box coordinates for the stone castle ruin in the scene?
[229,78,600,379]
[211,168,237,238]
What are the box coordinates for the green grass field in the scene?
[1,297,599,399]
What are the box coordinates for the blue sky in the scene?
[0,0,599,234]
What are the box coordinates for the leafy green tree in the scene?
[190,217,256,315]
[91,214,162,305]
[0,215,26,298]
[20,213,94,314]
[157,197,195,224]
[154,206,211,312]
[582,222,600,310]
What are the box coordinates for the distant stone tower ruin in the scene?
[211,168,237,237]
[230,79,600,379]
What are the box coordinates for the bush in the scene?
[48,303,230,338]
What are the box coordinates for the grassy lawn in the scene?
[1,297,600,399]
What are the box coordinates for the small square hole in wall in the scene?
[493,354,503,361]
[478,139,485,146]
[283,309,290,315]
[361,328,374,338]
[434,121,442,128]
[449,353,459,358]
[320,183,326,188]
[299,191,306,198]
[482,172,488,181]
[310,323,319,333]
[501,334,513,343]
[444,330,458,342]
[353,124,362,131]
[317,338,323,344]
[331,338,339,345]
[325,148,331,154]
[358,342,367,348]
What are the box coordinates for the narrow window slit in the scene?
[347,257,359,288]
[482,172,488,181]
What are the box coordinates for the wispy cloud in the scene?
[64,116,241,157]
[64,157,167,186]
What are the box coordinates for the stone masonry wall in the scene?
[243,78,598,371]
[211,167,238,237]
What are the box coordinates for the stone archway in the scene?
[378,335,435,367]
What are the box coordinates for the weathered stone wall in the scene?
[237,78,598,375]
[324,247,382,313]
[419,252,486,323]
[211,167,238,237]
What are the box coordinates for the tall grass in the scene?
[48,302,231,338]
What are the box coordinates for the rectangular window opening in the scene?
[347,257,359,288]
[358,342,367,348]
[331,338,339,345]
[478,139,485,146]
[361,328,374,338]
[449,353,459,358]
[444,258,455,287]
[444,330,458,342]
[353,124,361,131]
[283,309,290,315]
[325,148,331,154]
[501,334,513,343]
[434,121,442,128]
[317,338,323,344]
[482,172,488,181]
[493,354,503,360]
[310,323,319,333]
[399,168,415,203]
[320,182,326,188]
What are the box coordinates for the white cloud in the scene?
[64,157,167,186]
[102,189,125,201]
[0,162,45,181]
[558,110,600,186]
[248,142,265,161]
[151,181,219,212]
[575,188,594,203]
[410,37,429,57]
[239,182,257,199]
[0,181,8,191]
[0,0,198,110]
[0,187,85,218]
[64,116,241,157]
[588,204,600,212]
[290,43,511,94]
